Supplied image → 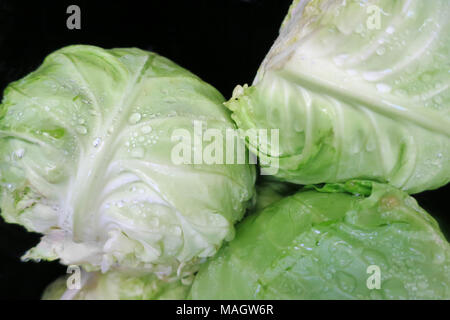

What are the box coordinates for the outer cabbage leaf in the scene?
[42,270,190,300]
[252,179,299,212]
[226,0,450,193]
[190,181,450,299]
[0,45,255,277]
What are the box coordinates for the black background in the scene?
[0,0,448,300]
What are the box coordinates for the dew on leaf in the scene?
[76,126,87,135]
[93,137,102,148]
[129,113,142,124]
[141,126,152,134]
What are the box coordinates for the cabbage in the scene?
[190,181,450,299]
[226,0,450,194]
[42,270,190,300]
[252,179,298,212]
[0,45,256,277]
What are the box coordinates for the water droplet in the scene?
[363,72,379,81]
[76,126,87,135]
[141,126,152,134]
[164,97,177,104]
[376,47,386,56]
[128,113,142,124]
[333,54,349,67]
[386,26,395,34]
[15,148,25,159]
[93,137,102,148]
[376,83,392,93]
[433,251,445,264]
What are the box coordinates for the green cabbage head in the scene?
[0,45,256,277]
[42,270,190,300]
[226,0,450,194]
[252,179,298,212]
[190,181,450,299]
